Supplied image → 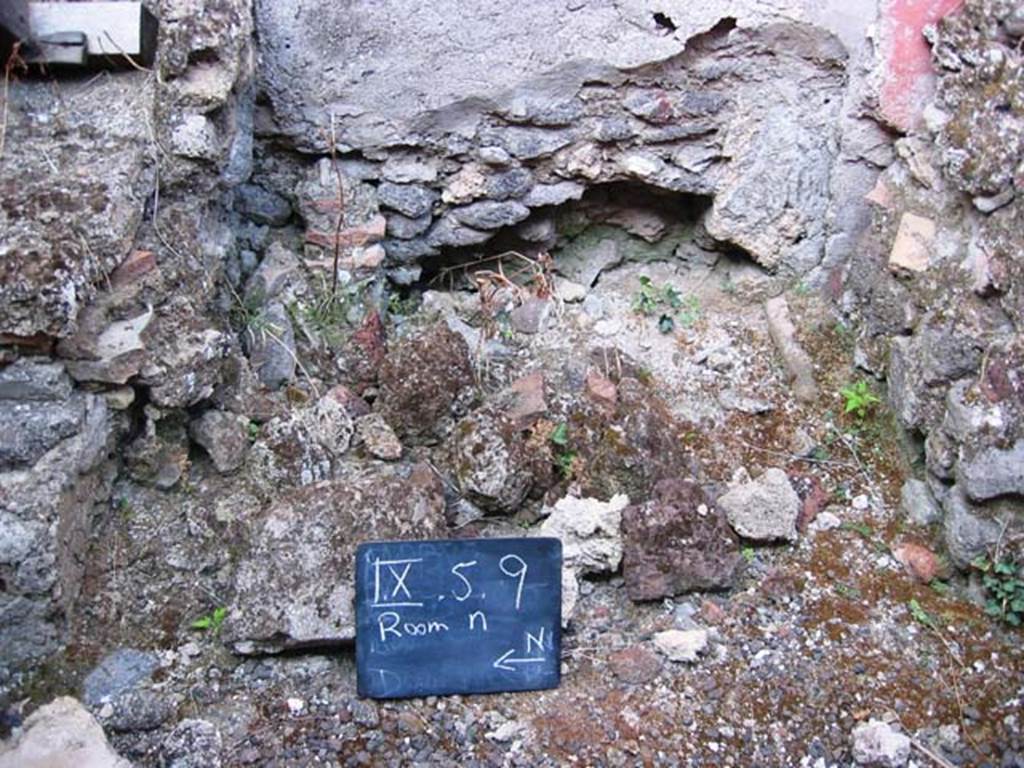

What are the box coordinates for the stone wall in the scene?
[844,0,1023,566]
[253,1,877,284]
[0,360,112,688]
[2,0,1020,698]
[0,0,259,694]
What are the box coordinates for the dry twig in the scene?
[320,113,347,297]
[101,30,151,72]
[826,422,885,506]
[727,435,861,472]
[1,42,27,162]
[910,738,957,768]
[222,272,320,401]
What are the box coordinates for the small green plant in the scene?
[191,607,228,635]
[229,291,265,333]
[840,380,881,420]
[298,276,372,345]
[840,521,873,538]
[972,556,1024,627]
[835,583,862,600]
[633,276,659,316]
[247,421,261,442]
[550,423,569,446]
[832,320,855,351]
[908,598,937,630]
[809,446,830,462]
[549,423,575,479]
[632,276,699,332]
[741,545,756,564]
[676,295,701,328]
[300,294,349,340]
[793,281,811,296]
[555,450,576,478]
[491,312,515,342]
[387,293,416,316]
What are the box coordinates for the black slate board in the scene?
[355,538,562,699]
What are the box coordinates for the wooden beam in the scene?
[27,2,157,64]
[30,31,87,65]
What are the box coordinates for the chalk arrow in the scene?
[493,649,546,671]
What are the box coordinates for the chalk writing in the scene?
[450,561,476,601]
[356,538,562,698]
[371,557,424,608]
[468,610,488,632]
[526,626,545,655]
[499,554,528,611]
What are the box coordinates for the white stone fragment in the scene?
[852,720,911,767]
[888,213,935,274]
[653,629,709,663]
[0,697,131,768]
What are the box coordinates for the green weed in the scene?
[550,423,569,446]
[298,277,372,345]
[191,607,228,635]
[840,380,881,420]
[972,556,1024,627]
[841,521,874,538]
[676,295,701,328]
[555,450,577,478]
[633,276,659,316]
[908,599,937,630]
[116,497,134,521]
[229,291,265,333]
[632,276,700,332]
[835,583,862,600]
[550,423,575,478]
[387,293,417,316]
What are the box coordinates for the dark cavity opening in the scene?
[420,181,722,292]
[187,47,221,67]
[652,12,678,32]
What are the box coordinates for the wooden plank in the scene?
[28,31,87,65]
[28,2,147,56]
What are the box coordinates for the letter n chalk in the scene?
[355,538,561,698]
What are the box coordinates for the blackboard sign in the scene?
[355,538,562,699]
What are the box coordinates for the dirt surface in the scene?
[29,257,1020,767]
